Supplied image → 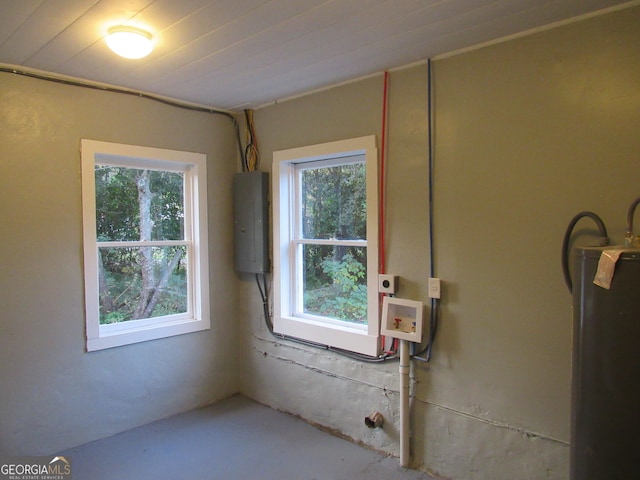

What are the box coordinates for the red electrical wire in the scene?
[379,71,390,354]
[379,71,389,275]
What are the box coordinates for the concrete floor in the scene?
[60,395,435,480]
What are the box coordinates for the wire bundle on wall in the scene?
[374,65,440,363]
[379,71,390,276]
[243,109,259,172]
[0,65,246,165]
[413,58,439,363]
[378,71,398,357]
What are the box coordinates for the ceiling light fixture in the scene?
[106,25,154,59]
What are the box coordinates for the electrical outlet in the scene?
[428,277,441,299]
[378,274,398,294]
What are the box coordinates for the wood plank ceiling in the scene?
[0,0,634,111]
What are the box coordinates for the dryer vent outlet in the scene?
[378,274,398,294]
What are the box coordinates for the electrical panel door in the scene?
[233,171,269,274]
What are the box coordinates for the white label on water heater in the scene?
[593,249,625,289]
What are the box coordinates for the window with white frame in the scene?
[273,136,379,356]
[81,139,209,351]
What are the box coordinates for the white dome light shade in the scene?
[106,26,153,59]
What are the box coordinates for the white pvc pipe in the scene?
[399,339,410,467]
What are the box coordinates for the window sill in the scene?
[87,318,209,351]
[274,314,378,356]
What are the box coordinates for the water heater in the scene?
[570,246,640,480]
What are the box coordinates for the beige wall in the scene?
[241,6,640,479]
[0,74,239,455]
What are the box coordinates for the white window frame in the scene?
[81,139,210,351]
[273,136,379,356]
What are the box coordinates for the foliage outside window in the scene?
[81,140,209,351]
[273,136,379,356]
[298,160,367,324]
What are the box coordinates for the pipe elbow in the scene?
[364,411,384,429]
[625,197,640,247]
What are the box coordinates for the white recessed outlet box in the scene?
[378,274,398,294]
[380,296,424,342]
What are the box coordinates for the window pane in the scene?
[98,246,188,324]
[300,162,366,240]
[95,166,184,241]
[302,244,367,324]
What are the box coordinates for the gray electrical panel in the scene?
[233,171,270,274]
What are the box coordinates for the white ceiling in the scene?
[0,0,634,111]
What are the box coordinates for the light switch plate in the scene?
[428,277,441,299]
